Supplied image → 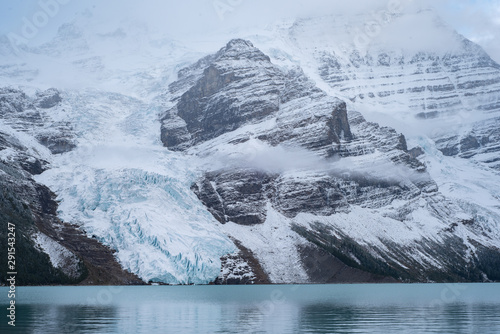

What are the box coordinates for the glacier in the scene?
[33,89,236,284]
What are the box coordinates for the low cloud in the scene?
[198,139,328,173]
[2,1,498,62]
[434,0,500,63]
[200,139,427,185]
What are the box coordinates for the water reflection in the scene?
[1,284,499,334]
[10,305,118,333]
[298,303,500,334]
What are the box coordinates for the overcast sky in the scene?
[0,0,499,62]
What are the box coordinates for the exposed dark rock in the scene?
[19,158,48,175]
[293,221,498,283]
[436,136,460,156]
[460,134,480,152]
[193,169,277,225]
[214,237,270,284]
[408,146,425,159]
[272,175,347,217]
[194,165,427,225]
[461,218,475,226]
[35,88,62,109]
[34,212,146,286]
[0,87,76,154]
[445,223,459,233]
[397,133,408,151]
[298,244,398,283]
[38,134,77,155]
[328,101,352,142]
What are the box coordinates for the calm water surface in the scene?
[1,283,500,333]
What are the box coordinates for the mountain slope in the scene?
[1,9,499,285]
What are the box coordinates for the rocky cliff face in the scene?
[287,12,500,170]
[162,39,352,156]
[0,87,75,154]
[161,39,500,283]
[163,40,428,224]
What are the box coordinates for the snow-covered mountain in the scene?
[1,8,500,285]
[286,11,500,171]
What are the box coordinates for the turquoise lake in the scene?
[1,283,500,333]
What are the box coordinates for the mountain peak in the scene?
[226,38,254,49]
[216,38,270,63]
[56,22,84,40]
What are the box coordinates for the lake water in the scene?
[1,283,500,333]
